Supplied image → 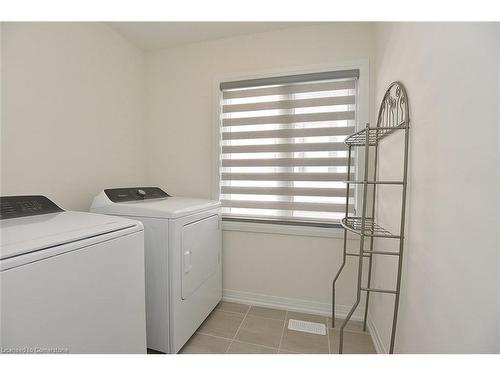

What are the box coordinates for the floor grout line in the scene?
[277,310,288,353]
[196,332,232,341]
[247,317,286,322]
[232,339,279,352]
[225,304,251,353]
[220,305,287,322]
[216,305,251,316]
[214,308,247,317]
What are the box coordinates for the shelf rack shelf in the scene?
[341,217,401,239]
[343,180,404,185]
[331,81,410,354]
[345,124,407,146]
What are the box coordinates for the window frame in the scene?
[212,60,369,238]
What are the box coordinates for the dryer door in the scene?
[181,214,220,300]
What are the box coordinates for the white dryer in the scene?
[91,187,222,353]
[0,195,147,354]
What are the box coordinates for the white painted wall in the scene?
[1,22,146,211]
[222,229,366,316]
[369,22,500,353]
[145,23,375,314]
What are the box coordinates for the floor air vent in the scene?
[288,319,327,335]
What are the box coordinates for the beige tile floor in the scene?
[178,301,376,354]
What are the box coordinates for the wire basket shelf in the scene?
[344,124,407,146]
[341,217,400,238]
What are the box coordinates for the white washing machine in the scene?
[91,187,222,353]
[0,195,147,354]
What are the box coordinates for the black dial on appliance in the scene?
[0,195,64,220]
[104,187,170,203]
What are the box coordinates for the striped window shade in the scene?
[219,69,358,226]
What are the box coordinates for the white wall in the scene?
[145,23,375,314]
[1,22,146,211]
[369,22,500,353]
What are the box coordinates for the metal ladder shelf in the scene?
[332,81,410,354]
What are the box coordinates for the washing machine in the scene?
[90,187,222,353]
[0,195,147,354]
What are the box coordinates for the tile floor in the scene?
[178,301,376,354]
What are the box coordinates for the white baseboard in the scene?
[366,315,387,354]
[222,289,365,321]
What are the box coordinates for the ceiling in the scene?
[108,22,320,50]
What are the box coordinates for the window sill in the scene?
[222,220,349,239]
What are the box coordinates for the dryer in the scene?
[91,187,221,353]
[0,195,147,353]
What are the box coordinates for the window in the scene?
[218,69,358,227]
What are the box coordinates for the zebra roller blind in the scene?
[219,69,358,225]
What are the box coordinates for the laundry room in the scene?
[1,1,499,372]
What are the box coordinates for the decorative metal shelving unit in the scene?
[332,81,410,354]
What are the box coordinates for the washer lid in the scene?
[92,191,220,219]
[0,211,142,260]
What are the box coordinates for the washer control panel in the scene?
[104,187,170,203]
[0,195,64,220]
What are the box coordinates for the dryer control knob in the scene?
[136,189,146,198]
